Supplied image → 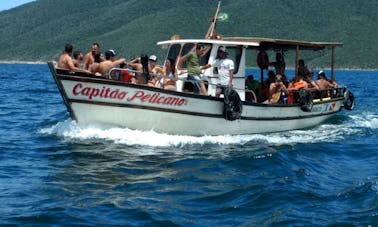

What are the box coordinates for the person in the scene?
[83,42,100,70]
[128,55,163,86]
[127,57,144,72]
[245,74,261,102]
[128,55,162,74]
[316,71,336,90]
[304,69,319,91]
[269,52,285,75]
[117,62,135,83]
[98,50,126,77]
[89,52,105,76]
[261,70,276,101]
[297,59,310,78]
[178,44,210,95]
[212,46,234,97]
[288,75,308,90]
[57,43,90,73]
[161,58,178,90]
[147,55,163,76]
[72,50,83,68]
[329,78,338,87]
[263,74,288,104]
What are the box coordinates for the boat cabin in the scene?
[157,37,343,102]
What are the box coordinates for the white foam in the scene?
[39,115,368,147]
[349,114,378,129]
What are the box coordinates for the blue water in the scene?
[0,64,377,226]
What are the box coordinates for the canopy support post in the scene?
[295,45,299,75]
[331,46,335,81]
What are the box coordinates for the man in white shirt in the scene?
[212,46,234,97]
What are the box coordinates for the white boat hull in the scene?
[50,64,346,136]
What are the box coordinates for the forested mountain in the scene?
[0,0,377,69]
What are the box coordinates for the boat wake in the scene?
[39,112,376,147]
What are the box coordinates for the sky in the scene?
[0,0,35,12]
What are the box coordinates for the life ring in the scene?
[223,88,243,121]
[343,90,354,111]
[257,50,269,70]
[298,89,313,112]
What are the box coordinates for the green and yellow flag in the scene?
[217,12,229,22]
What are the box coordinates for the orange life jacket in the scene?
[292,81,307,90]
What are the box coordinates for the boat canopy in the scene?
[157,37,342,51]
[223,37,343,51]
[157,38,259,48]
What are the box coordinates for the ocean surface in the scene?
[0,63,377,226]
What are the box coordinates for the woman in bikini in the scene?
[161,58,178,91]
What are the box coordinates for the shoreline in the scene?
[0,60,46,65]
[0,61,377,71]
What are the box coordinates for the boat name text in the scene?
[72,83,188,106]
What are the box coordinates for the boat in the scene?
[48,1,354,136]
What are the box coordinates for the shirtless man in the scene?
[98,50,126,77]
[58,44,90,73]
[83,42,100,70]
[316,71,335,89]
[72,50,83,68]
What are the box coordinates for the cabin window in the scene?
[166,44,181,67]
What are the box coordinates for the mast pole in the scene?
[205,1,221,39]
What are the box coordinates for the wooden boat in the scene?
[48,2,354,136]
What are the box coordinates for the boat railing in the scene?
[285,87,344,105]
[108,67,247,92]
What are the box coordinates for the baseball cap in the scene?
[218,46,227,52]
[109,49,116,56]
[149,55,157,62]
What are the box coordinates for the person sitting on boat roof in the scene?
[58,43,91,74]
[98,49,126,78]
[161,58,178,91]
[211,46,234,97]
[72,50,83,68]
[263,74,288,104]
[269,52,286,76]
[83,42,100,70]
[178,44,211,95]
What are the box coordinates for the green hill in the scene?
[0,0,377,69]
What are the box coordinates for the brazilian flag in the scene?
[217,12,229,22]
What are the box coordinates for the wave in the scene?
[39,112,376,147]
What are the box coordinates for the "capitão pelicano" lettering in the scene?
[72,83,188,106]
